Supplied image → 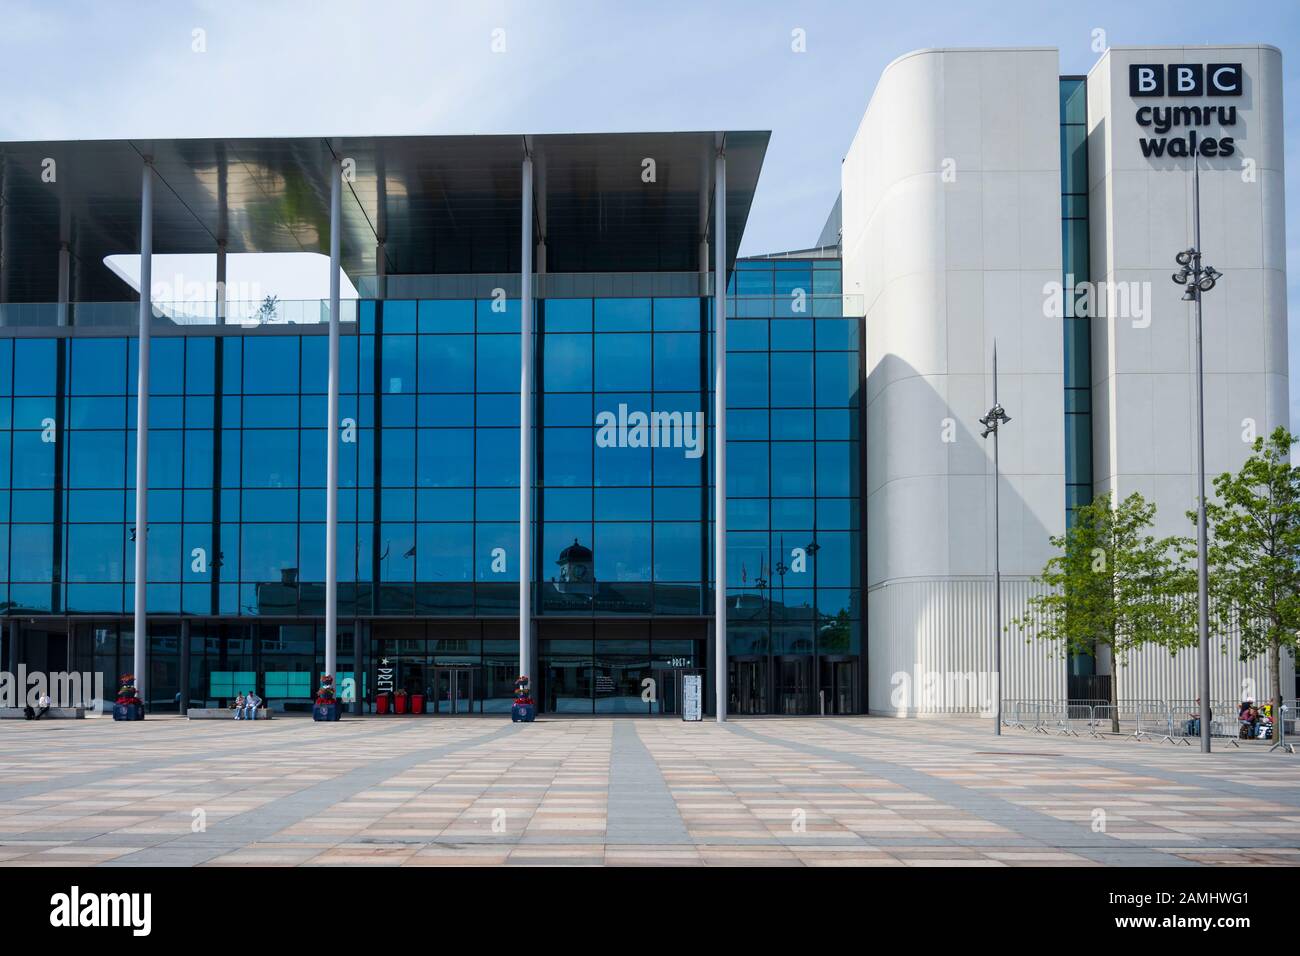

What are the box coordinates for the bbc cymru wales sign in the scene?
[1129,63,1243,98]
[1129,63,1242,159]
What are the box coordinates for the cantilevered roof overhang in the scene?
[0,131,769,302]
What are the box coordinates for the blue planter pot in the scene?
[511,703,536,723]
[313,701,342,722]
[112,702,144,721]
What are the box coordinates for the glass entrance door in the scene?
[431,667,475,714]
[818,658,856,714]
[775,656,814,714]
[728,657,768,715]
[650,668,681,715]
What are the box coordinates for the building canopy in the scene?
[0,131,768,303]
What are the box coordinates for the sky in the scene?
[3,0,1300,414]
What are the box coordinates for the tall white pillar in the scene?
[698,153,711,290]
[519,152,534,678]
[56,242,70,327]
[325,158,341,679]
[133,160,154,705]
[215,241,227,324]
[713,146,727,722]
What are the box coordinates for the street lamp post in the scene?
[1171,157,1221,755]
[980,344,1011,736]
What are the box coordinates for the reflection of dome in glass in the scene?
[557,538,593,565]
[556,538,594,592]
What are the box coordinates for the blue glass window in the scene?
[595,298,650,331]
[417,429,473,486]
[653,333,700,391]
[544,334,592,391]
[416,523,473,581]
[476,335,519,392]
[242,338,299,394]
[13,340,55,395]
[544,299,592,332]
[594,523,650,581]
[382,335,416,394]
[418,335,474,392]
[595,334,650,391]
[420,300,475,333]
[69,432,126,488]
[71,339,127,395]
[242,430,298,488]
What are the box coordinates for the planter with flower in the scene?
[113,674,144,721]
[394,688,409,715]
[313,674,342,721]
[511,675,535,723]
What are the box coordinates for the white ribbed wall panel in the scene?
[866,577,1294,714]
[868,576,1067,715]
[1116,639,1294,707]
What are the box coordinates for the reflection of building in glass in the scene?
[553,539,593,596]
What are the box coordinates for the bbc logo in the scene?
[1130,63,1243,97]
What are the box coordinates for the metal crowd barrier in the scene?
[1167,699,1241,747]
[998,698,1300,751]
[1269,700,1297,754]
[1001,699,1026,731]
[1000,699,1095,736]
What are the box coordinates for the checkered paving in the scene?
[0,715,1295,866]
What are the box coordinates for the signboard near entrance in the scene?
[376,658,395,696]
[681,672,703,722]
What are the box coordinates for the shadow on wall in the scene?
[865,351,1066,716]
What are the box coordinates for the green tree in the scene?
[1009,492,1195,731]
[1201,427,1300,722]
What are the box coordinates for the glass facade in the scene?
[1060,76,1102,695]
[725,258,862,715]
[0,260,865,715]
[1060,76,1093,523]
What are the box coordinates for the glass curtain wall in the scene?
[723,258,862,715]
[0,274,864,715]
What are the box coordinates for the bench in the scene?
[186,707,273,720]
[0,706,85,719]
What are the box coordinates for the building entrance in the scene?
[728,657,768,715]
[430,666,476,714]
[536,618,706,715]
[819,658,856,714]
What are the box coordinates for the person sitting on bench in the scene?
[28,693,51,720]
[237,690,262,721]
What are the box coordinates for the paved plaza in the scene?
[0,715,1296,867]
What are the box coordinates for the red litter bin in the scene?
[411,694,425,714]
[376,694,390,715]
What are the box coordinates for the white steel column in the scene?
[519,150,534,677]
[713,145,727,722]
[56,242,70,327]
[698,153,711,290]
[132,160,154,703]
[216,149,228,325]
[325,158,342,679]
[215,241,227,324]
